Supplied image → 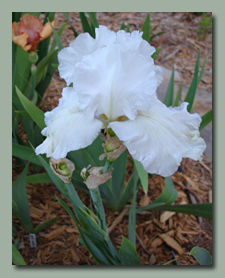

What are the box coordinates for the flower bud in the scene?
[100,132,126,162]
[83,166,113,189]
[50,158,75,183]
[80,165,91,181]
[29,52,39,64]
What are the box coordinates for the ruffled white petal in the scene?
[109,96,206,177]
[115,29,157,59]
[35,87,103,159]
[73,42,162,121]
[58,25,116,85]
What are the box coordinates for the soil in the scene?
[12,12,212,266]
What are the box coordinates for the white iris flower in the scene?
[35,26,206,177]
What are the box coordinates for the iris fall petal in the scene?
[109,96,206,177]
[35,87,103,159]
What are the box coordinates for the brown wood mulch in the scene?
[12,12,212,265]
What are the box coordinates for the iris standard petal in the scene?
[58,25,116,85]
[109,96,206,177]
[35,87,103,159]
[73,42,162,121]
[115,29,156,57]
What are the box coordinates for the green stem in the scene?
[128,167,138,249]
[31,64,37,104]
[102,159,113,174]
[89,187,108,234]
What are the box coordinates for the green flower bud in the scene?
[29,51,39,64]
[99,133,126,162]
[50,158,75,183]
[80,165,91,181]
[108,128,116,137]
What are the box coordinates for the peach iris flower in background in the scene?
[12,14,55,52]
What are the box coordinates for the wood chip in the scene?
[108,207,129,234]
[153,218,166,230]
[158,233,184,255]
[30,207,45,218]
[199,161,212,177]
[136,220,152,228]
[45,226,67,240]
[160,211,176,223]
[150,230,175,248]
[208,189,212,203]
[66,227,79,234]
[70,249,80,263]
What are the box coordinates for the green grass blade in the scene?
[120,22,125,30]
[50,22,67,52]
[88,12,99,29]
[12,244,26,265]
[48,19,64,50]
[197,54,207,86]
[141,13,150,42]
[184,50,200,112]
[151,46,161,61]
[62,12,78,37]
[15,86,45,130]
[174,84,183,107]
[150,31,165,42]
[199,109,212,130]
[163,64,174,107]
[126,23,130,33]
[79,12,94,37]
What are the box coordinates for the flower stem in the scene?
[31,64,38,104]
[102,159,113,174]
[89,187,108,234]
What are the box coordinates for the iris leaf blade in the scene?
[189,246,212,265]
[12,164,33,233]
[134,159,148,193]
[12,244,26,265]
[119,236,141,265]
[136,177,178,213]
[15,86,45,130]
[163,64,174,107]
[141,13,150,42]
[199,109,212,130]
[184,50,200,112]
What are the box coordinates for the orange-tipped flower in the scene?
[12,14,55,52]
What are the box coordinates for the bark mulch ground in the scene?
[12,12,212,265]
